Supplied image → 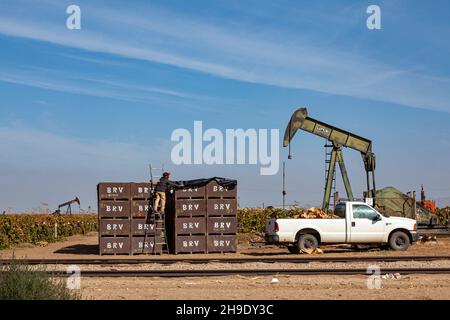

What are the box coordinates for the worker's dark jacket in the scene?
[155,177,179,192]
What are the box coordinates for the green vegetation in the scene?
[436,207,450,225]
[0,214,97,249]
[237,207,305,234]
[0,259,80,300]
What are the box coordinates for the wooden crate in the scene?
[99,219,130,236]
[131,219,164,236]
[174,185,206,199]
[98,200,130,219]
[130,183,152,199]
[131,200,152,218]
[99,237,130,255]
[206,199,237,216]
[207,235,237,253]
[206,181,237,198]
[175,217,206,235]
[131,236,163,254]
[175,199,206,217]
[207,217,237,234]
[98,183,131,200]
[174,235,206,254]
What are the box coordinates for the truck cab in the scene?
[265,201,419,253]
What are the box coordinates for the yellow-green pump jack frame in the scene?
[283,107,376,211]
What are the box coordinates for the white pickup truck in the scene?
[265,201,419,252]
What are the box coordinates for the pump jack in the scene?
[283,108,376,211]
[52,197,80,215]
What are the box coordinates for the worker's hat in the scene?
[163,171,171,177]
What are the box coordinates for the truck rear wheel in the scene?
[297,234,319,252]
[389,231,410,251]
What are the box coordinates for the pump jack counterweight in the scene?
[283,107,376,211]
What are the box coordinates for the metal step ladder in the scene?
[145,164,169,254]
[324,142,337,210]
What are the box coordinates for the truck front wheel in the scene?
[389,231,411,251]
[297,234,319,252]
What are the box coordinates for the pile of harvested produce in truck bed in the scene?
[292,207,338,219]
[238,207,338,234]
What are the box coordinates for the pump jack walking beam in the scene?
[284,107,376,211]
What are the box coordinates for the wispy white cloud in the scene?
[77,77,200,100]
[0,66,212,109]
[0,70,158,104]
[57,52,128,67]
[0,2,449,112]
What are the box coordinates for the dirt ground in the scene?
[1,232,450,260]
[1,233,449,300]
[80,274,450,300]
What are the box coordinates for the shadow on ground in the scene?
[54,244,99,255]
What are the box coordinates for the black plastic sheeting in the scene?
[174,177,237,190]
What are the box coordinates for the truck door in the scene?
[349,204,385,243]
[323,202,347,243]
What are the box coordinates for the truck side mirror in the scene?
[372,215,381,221]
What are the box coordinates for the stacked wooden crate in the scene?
[98,182,166,255]
[206,181,238,253]
[98,183,131,255]
[169,180,237,254]
[172,185,207,254]
[98,179,237,255]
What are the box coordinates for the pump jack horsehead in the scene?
[283,107,377,211]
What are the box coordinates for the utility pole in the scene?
[282,161,286,209]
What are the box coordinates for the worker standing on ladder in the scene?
[153,172,181,213]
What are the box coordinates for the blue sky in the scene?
[0,0,449,211]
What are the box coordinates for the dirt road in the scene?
[80,274,450,300]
